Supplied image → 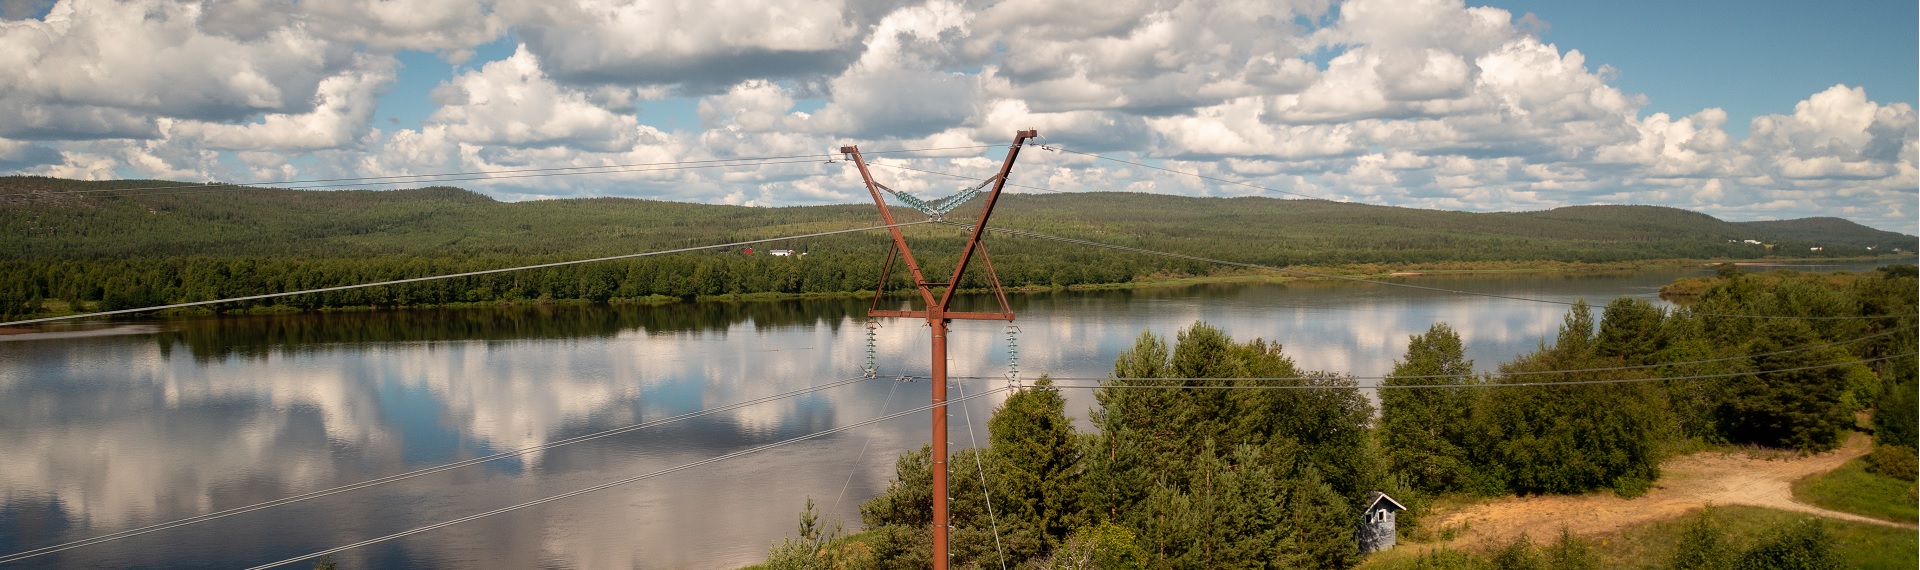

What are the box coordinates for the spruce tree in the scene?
[1721,320,1855,452]
[988,376,1083,560]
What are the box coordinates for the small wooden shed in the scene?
[1357,491,1408,554]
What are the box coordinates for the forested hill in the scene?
[2,176,1912,262]
[3,176,1916,316]
[1732,216,1916,249]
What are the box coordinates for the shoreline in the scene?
[4,256,1906,330]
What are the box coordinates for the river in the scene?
[0,261,1902,568]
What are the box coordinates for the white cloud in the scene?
[1746,84,1916,181]
[427,45,643,151]
[802,1,979,137]
[0,0,352,129]
[496,0,877,91]
[171,54,398,151]
[973,0,1328,113]
[295,0,505,58]
[0,0,1911,234]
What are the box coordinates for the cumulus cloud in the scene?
[1746,84,1916,181]
[972,0,1327,114]
[0,0,1911,233]
[801,1,979,137]
[296,0,505,58]
[497,0,882,92]
[426,45,643,151]
[171,54,398,151]
[0,0,352,128]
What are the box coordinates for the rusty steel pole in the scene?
[928,311,950,566]
[842,130,1036,570]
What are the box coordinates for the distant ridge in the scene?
[1733,217,1916,249]
[2,177,1913,262]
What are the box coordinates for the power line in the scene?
[867,161,1066,195]
[1030,352,1909,390]
[958,221,1911,321]
[955,329,1908,383]
[955,378,1008,570]
[0,144,1003,199]
[0,220,935,328]
[828,378,904,523]
[0,374,891,564]
[1049,146,1326,201]
[241,385,1014,570]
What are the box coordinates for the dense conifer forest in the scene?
[1,176,1913,320]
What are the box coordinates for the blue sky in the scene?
[1498,0,1917,135]
[2,0,1914,232]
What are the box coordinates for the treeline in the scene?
[0,243,1176,319]
[763,267,1916,569]
[5,177,1914,320]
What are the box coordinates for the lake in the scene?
[0,261,1902,568]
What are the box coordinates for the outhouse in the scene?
[1357,492,1408,554]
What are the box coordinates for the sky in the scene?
[0,0,1914,233]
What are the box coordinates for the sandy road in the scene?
[1432,433,1915,545]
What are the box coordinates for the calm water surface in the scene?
[0,261,1901,568]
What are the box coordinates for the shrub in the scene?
[1543,528,1599,570]
[1866,445,1919,481]
[1030,522,1146,569]
[1734,518,1840,570]
[1669,507,1735,570]
[1487,534,1543,570]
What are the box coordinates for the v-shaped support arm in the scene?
[841,129,1037,320]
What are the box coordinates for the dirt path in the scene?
[1432,433,1915,545]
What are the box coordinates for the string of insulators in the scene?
[874,176,1000,218]
[864,319,879,378]
[1005,325,1020,388]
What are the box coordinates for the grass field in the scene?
[1793,457,1919,524]
[1599,506,1915,569]
[1362,505,1917,570]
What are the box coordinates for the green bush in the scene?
[1487,534,1544,570]
[1865,445,1918,481]
[1031,522,1146,569]
[1543,528,1599,570]
[1734,518,1840,570]
[1668,507,1735,570]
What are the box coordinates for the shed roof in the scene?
[1364,492,1408,512]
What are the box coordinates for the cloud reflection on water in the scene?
[0,267,1801,568]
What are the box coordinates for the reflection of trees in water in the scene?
[156,298,876,362]
[0,496,74,549]
[152,285,1254,363]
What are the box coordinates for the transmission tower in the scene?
[841,129,1036,569]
